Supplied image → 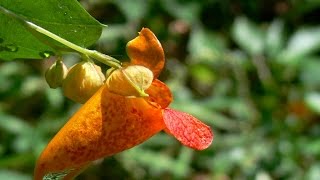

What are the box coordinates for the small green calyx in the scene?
[62,61,105,103]
[106,65,154,97]
[45,59,68,89]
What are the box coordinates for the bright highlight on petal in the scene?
[163,108,213,150]
[127,28,165,78]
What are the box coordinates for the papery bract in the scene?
[106,65,154,97]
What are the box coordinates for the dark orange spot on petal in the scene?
[163,108,213,150]
[146,79,173,108]
[127,28,165,78]
[34,84,165,180]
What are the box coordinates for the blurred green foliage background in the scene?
[1,0,320,179]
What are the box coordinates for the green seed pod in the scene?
[45,59,68,89]
[106,65,153,97]
[62,61,105,103]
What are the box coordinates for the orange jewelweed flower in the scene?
[34,28,213,180]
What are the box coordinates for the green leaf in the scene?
[278,27,320,63]
[0,0,103,61]
[265,19,285,58]
[189,63,216,86]
[300,57,320,90]
[0,153,34,169]
[0,169,31,180]
[120,147,189,178]
[114,0,149,22]
[188,27,226,63]
[0,113,33,134]
[231,17,264,55]
[304,92,320,114]
[306,164,320,180]
[161,0,201,23]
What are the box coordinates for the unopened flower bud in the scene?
[106,65,153,97]
[62,61,105,103]
[45,59,68,88]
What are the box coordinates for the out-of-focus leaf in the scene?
[189,63,216,94]
[0,113,35,153]
[231,17,264,55]
[0,169,31,180]
[306,164,320,180]
[211,151,234,173]
[265,19,285,58]
[299,138,320,156]
[114,0,149,22]
[304,92,320,114]
[276,157,301,179]
[20,76,46,97]
[300,57,320,90]
[278,27,320,64]
[0,0,102,60]
[188,27,226,63]
[140,133,176,147]
[44,88,64,109]
[229,98,257,121]
[175,147,193,177]
[189,64,216,85]
[255,171,272,180]
[120,146,189,178]
[161,0,200,23]
[97,25,128,51]
[0,113,32,134]
[0,62,30,94]
[171,101,239,130]
[0,153,34,168]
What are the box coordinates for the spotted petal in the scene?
[127,28,165,78]
[34,85,165,180]
[146,79,173,108]
[163,108,213,150]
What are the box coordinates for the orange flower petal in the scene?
[34,85,165,180]
[163,108,213,150]
[126,28,165,78]
[146,79,173,108]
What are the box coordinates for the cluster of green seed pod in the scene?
[45,57,105,103]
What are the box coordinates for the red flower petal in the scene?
[163,108,213,150]
[34,85,165,180]
[126,28,165,78]
[146,79,173,108]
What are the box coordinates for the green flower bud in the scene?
[106,65,153,97]
[62,61,105,103]
[45,59,68,89]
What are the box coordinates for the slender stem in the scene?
[25,22,87,54]
[26,21,121,68]
[0,5,121,69]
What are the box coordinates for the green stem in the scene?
[0,5,121,69]
[25,21,121,68]
[25,22,87,54]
